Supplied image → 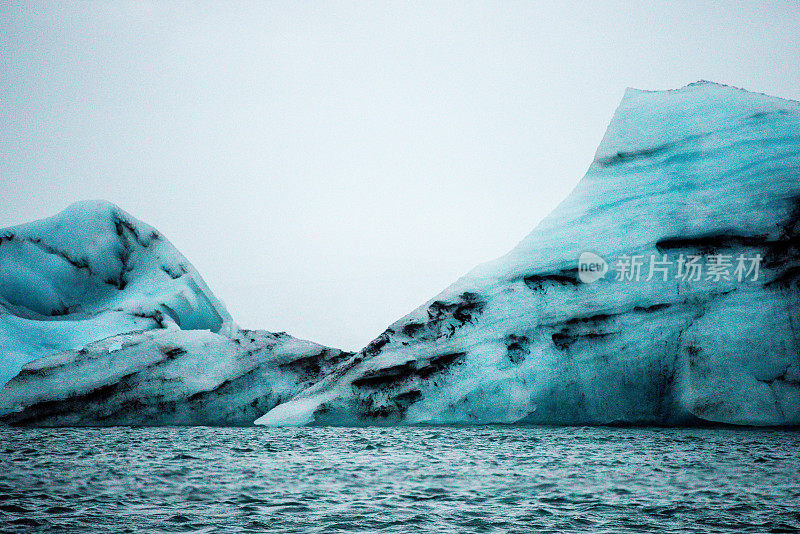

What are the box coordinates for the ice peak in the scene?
[596,82,799,162]
[63,198,121,213]
[59,199,121,220]
[54,200,136,229]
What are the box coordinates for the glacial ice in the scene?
[0,328,350,426]
[0,201,232,387]
[4,82,799,428]
[257,82,800,427]
[0,201,351,425]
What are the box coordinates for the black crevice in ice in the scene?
[352,351,467,390]
[655,195,800,287]
[395,292,487,344]
[596,142,675,167]
[523,269,580,290]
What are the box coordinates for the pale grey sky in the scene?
[2,1,799,350]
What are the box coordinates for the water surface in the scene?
[1,426,799,533]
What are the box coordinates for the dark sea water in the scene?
[1,426,799,533]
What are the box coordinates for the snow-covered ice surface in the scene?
[0,201,350,425]
[258,82,800,427]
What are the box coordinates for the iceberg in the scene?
[257,82,800,427]
[0,201,350,425]
[4,82,799,428]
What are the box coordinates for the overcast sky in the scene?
[2,1,799,350]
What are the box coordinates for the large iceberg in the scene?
[0,201,349,425]
[257,82,800,427]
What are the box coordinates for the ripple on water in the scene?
[0,426,799,533]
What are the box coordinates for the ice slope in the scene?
[0,328,350,426]
[258,82,800,427]
[0,201,231,386]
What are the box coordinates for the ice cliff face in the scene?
[0,201,350,425]
[0,201,231,386]
[258,82,800,427]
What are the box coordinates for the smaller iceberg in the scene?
[0,201,350,425]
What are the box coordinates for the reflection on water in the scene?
[1,426,799,533]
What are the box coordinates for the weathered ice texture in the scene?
[0,328,349,426]
[258,82,800,427]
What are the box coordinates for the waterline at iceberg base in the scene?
[3,81,800,427]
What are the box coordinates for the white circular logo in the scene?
[578,251,608,284]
